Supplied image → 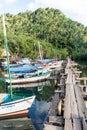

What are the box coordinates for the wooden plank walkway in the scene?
[43,57,87,130]
[43,124,63,130]
[64,57,87,130]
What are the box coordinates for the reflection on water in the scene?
[78,62,87,77]
[0,117,35,130]
[0,80,55,130]
[30,100,51,130]
[29,80,55,130]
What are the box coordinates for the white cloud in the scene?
[0,4,4,14]
[0,3,3,9]
[0,0,87,26]
[27,0,87,26]
[5,0,17,4]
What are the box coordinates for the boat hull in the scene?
[6,73,50,85]
[0,109,29,120]
[0,95,35,120]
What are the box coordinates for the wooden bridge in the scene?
[43,58,87,130]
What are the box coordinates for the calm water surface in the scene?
[0,80,55,130]
[0,63,87,130]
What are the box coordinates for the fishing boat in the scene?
[36,59,63,71]
[5,68,50,85]
[4,65,38,79]
[8,80,51,88]
[0,92,35,120]
[0,14,36,120]
[4,41,51,84]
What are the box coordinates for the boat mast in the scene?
[2,14,13,98]
[38,42,42,60]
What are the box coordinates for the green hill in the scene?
[0,8,87,60]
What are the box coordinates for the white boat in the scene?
[8,80,51,88]
[0,15,36,120]
[0,94,35,120]
[37,59,63,71]
[6,69,50,85]
[0,80,36,120]
[45,60,63,70]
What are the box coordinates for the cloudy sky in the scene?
[0,0,87,26]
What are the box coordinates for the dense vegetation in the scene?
[0,8,87,61]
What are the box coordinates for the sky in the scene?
[0,0,87,26]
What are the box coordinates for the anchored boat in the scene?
[0,14,36,120]
[5,69,50,85]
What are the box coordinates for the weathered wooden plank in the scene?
[64,70,79,119]
[49,116,64,125]
[70,75,80,118]
[64,119,73,130]
[64,84,71,118]
[74,84,87,118]
[56,84,64,86]
[43,124,64,130]
[84,101,87,108]
[55,90,64,93]
[64,68,82,129]
[77,77,87,80]
[70,84,79,118]
[82,119,87,130]
[82,91,87,96]
[73,119,82,130]
[72,73,87,117]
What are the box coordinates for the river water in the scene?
[0,80,56,130]
[0,62,87,130]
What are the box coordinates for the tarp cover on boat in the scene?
[9,65,40,73]
[2,63,24,69]
[36,59,52,63]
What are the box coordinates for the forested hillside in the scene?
[0,8,87,60]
